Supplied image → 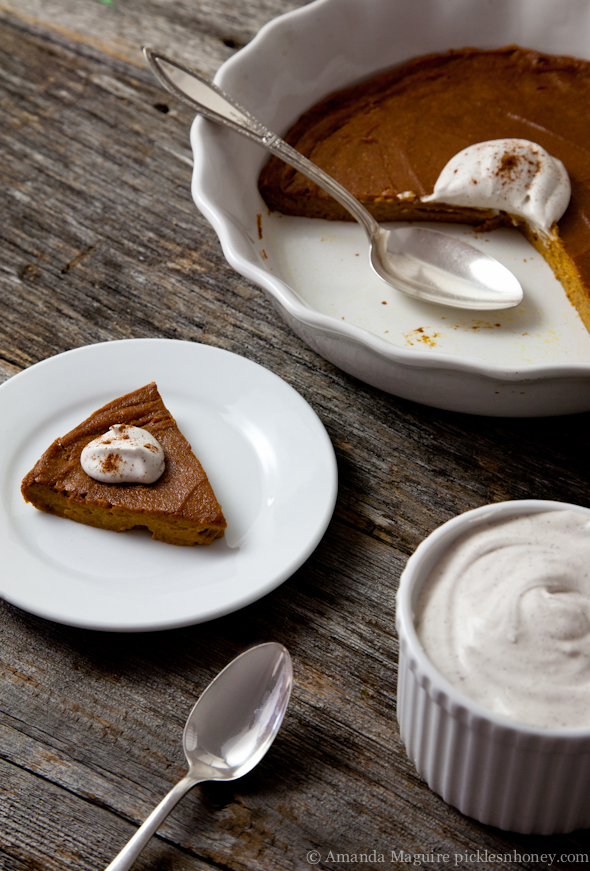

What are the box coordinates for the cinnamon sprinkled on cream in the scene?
[422,139,571,233]
[80,424,165,484]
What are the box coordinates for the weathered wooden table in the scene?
[2,2,590,869]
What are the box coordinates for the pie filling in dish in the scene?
[21,383,227,545]
[258,46,590,332]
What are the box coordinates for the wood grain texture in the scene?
[2,2,590,870]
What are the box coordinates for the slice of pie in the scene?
[21,383,227,545]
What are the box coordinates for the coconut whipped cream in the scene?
[422,139,571,233]
[81,424,165,484]
[415,510,590,729]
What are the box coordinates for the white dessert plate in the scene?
[0,339,337,631]
[191,0,590,416]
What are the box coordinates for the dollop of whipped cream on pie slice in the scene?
[422,139,571,233]
[81,424,165,484]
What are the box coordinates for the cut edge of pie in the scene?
[257,46,590,335]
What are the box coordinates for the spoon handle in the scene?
[104,773,201,871]
[142,47,381,240]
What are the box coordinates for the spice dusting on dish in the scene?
[403,327,440,347]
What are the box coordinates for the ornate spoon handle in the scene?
[142,48,380,240]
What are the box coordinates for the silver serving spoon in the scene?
[105,642,292,871]
[144,47,523,311]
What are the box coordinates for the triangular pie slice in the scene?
[21,383,226,545]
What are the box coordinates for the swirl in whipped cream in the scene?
[415,510,590,729]
[81,424,165,484]
[422,139,571,233]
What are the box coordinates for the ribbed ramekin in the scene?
[396,499,590,834]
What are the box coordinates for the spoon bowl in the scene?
[183,641,292,779]
[144,48,523,311]
[105,642,292,871]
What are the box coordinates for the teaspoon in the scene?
[104,642,292,871]
[144,47,523,311]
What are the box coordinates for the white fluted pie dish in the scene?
[190,0,590,416]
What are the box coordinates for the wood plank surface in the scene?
[2,2,590,870]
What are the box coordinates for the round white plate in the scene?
[191,0,590,416]
[0,339,337,631]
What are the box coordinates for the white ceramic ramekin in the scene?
[396,499,590,834]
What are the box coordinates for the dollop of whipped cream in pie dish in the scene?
[422,138,571,233]
[81,424,165,484]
